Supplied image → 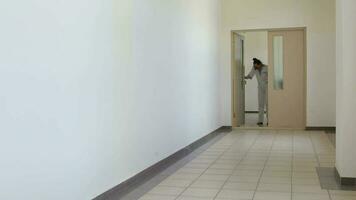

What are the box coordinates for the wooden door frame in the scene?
[230,27,307,129]
[231,32,245,127]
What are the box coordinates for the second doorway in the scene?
[231,28,306,129]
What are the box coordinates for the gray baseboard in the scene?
[335,168,356,186]
[305,127,336,133]
[245,111,259,114]
[317,167,356,190]
[93,126,232,200]
[245,111,267,114]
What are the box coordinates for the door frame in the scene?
[231,32,245,127]
[230,27,307,129]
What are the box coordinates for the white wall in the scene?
[241,31,268,111]
[220,0,336,126]
[336,0,356,178]
[0,0,222,199]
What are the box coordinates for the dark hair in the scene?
[253,58,262,65]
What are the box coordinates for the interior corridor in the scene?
[120,130,356,200]
[2,0,356,199]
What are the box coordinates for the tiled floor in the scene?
[127,130,356,200]
[244,113,259,127]
[243,113,267,127]
[326,132,336,147]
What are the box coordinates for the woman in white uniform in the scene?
[245,58,268,126]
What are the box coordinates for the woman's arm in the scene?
[245,67,255,79]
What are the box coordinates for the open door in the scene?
[232,33,245,127]
[268,29,306,129]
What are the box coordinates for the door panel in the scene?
[232,33,245,126]
[268,30,305,129]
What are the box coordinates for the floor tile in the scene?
[223,181,258,191]
[329,190,356,196]
[138,194,177,200]
[210,164,237,170]
[262,171,291,177]
[292,184,328,194]
[293,172,319,178]
[190,180,225,189]
[216,189,254,199]
[330,195,356,200]
[228,175,260,183]
[180,188,219,198]
[292,193,331,200]
[204,168,234,175]
[253,191,291,200]
[198,174,230,181]
[184,163,211,169]
[176,197,214,200]
[233,170,262,176]
[148,186,185,196]
[260,176,291,184]
[292,177,320,185]
[257,183,291,192]
[176,168,206,174]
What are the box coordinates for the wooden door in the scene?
[268,30,306,129]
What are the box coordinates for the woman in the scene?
[245,58,268,126]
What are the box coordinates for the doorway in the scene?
[231,33,245,127]
[231,28,306,129]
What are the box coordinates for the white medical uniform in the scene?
[247,65,268,123]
